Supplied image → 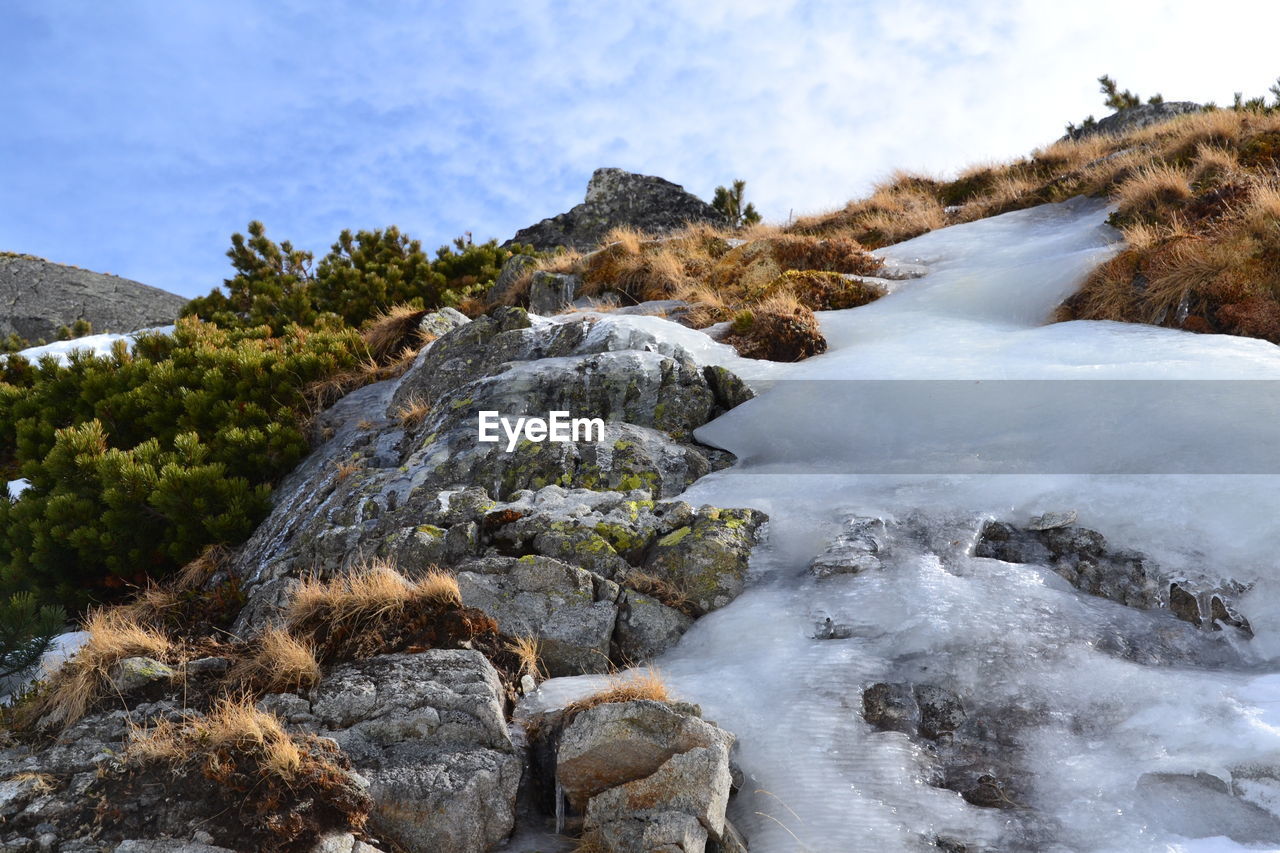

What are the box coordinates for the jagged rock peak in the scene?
[506,167,729,252]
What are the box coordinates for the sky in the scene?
[2,1,1279,299]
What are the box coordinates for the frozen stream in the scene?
[535,197,1280,852]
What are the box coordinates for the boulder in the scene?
[551,699,739,852]
[584,743,732,852]
[0,255,186,343]
[486,254,538,305]
[506,168,729,252]
[643,507,766,614]
[456,555,620,676]
[556,699,733,813]
[107,657,175,694]
[974,519,1251,633]
[527,271,579,315]
[229,310,758,629]
[309,651,520,853]
[418,306,470,338]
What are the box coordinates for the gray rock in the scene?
[487,254,538,305]
[107,657,174,694]
[614,589,695,662]
[309,651,519,853]
[181,657,229,676]
[364,748,521,853]
[229,311,757,625]
[1067,101,1202,140]
[456,556,619,676]
[0,776,47,820]
[643,507,766,614]
[914,685,966,740]
[1026,509,1077,531]
[418,306,471,338]
[862,682,919,736]
[585,743,732,852]
[507,168,729,252]
[528,271,580,316]
[0,255,186,344]
[311,651,510,752]
[557,699,734,813]
[974,519,1251,634]
[587,810,707,853]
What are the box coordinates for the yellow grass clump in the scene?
[227,627,321,694]
[128,694,304,780]
[563,667,672,716]
[286,559,460,634]
[31,609,172,729]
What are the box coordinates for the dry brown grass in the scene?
[1112,163,1194,224]
[723,292,827,362]
[361,305,427,364]
[506,635,544,680]
[792,179,947,246]
[227,627,321,694]
[286,559,460,634]
[563,667,671,716]
[303,357,394,415]
[1193,145,1240,186]
[30,609,172,729]
[395,394,431,429]
[128,694,304,779]
[621,570,692,615]
[331,458,362,481]
[172,545,230,592]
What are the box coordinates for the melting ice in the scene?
[541,197,1280,851]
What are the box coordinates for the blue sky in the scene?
[3,1,1279,298]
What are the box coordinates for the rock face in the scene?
[0,254,187,341]
[507,168,729,252]
[1067,102,1202,140]
[524,698,742,852]
[309,651,521,853]
[229,307,765,653]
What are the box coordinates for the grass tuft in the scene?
[28,609,172,729]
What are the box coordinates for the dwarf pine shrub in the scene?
[0,318,367,609]
[184,222,534,332]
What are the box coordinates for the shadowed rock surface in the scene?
[0,254,186,341]
[1066,101,1202,140]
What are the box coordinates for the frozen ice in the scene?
[534,198,1280,850]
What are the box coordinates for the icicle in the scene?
[554,777,565,836]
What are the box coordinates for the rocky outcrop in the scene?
[974,518,1251,633]
[1066,102,1202,140]
[1,305,767,853]
[521,697,744,852]
[228,307,763,646]
[307,651,521,853]
[507,168,729,252]
[0,254,186,342]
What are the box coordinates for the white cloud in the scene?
[3,0,1280,295]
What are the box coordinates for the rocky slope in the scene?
[0,304,763,853]
[0,254,186,342]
